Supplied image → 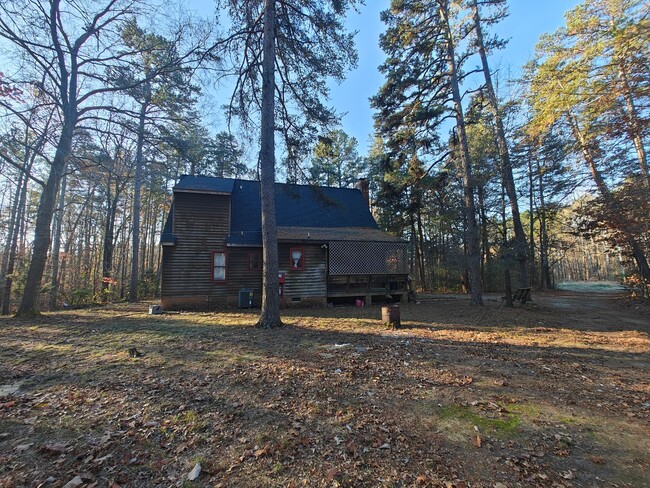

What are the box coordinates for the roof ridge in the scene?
[178,174,363,193]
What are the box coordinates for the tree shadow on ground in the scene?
[1,302,649,487]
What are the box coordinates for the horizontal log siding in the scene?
[225,248,262,305]
[279,243,326,299]
[162,193,230,303]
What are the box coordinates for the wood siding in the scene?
[225,247,262,305]
[161,192,327,307]
[161,192,230,306]
[279,243,327,301]
[161,191,402,309]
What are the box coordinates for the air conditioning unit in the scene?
[238,288,254,308]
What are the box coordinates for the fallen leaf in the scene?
[187,462,201,481]
[62,475,83,488]
[344,440,357,456]
[561,470,575,480]
[80,472,96,482]
[254,444,271,458]
[326,467,338,481]
[590,456,605,464]
[41,442,68,454]
[94,454,112,464]
[15,443,33,452]
[37,476,57,487]
[472,435,482,448]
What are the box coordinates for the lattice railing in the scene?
[329,241,408,275]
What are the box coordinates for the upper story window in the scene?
[290,248,304,270]
[212,251,227,282]
[248,251,261,272]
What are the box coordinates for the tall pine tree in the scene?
[216,0,360,328]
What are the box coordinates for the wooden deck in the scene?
[327,274,408,304]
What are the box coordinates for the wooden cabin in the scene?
[160,176,409,309]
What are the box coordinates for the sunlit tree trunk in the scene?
[49,168,67,309]
[568,110,650,283]
[440,0,483,305]
[17,112,76,316]
[535,152,553,289]
[472,0,528,289]
[1,165,30,315]
[129,90,150,302]
[257,0,282,328]
[527,154,536,288]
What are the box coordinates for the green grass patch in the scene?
[505,401,542,419]
[437,404,522,438]
[171,410,207,434]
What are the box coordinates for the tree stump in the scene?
[382,305,401,329]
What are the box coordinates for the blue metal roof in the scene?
[163,176,380,246]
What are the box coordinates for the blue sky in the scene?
[189,0,581,155]
[329,0,581,152]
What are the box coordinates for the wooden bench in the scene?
[511,287,532,304]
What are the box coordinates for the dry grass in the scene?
[1,292,649,487]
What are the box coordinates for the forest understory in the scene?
[1,292,648,487]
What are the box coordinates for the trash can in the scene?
[239,288,254,308]
[382,305,400,329]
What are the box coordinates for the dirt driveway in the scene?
[1,292,648,487]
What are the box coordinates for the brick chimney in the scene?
[355,177,370,207]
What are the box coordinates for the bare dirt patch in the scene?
[1,292,648,487]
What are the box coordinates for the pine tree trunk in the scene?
[527,154,536,288]
[141,192,150,279]
[473,0,528,289]
[102,185,120,297]
[416,206,427,290]
[611,21,649,190]
[568,110,650,283]
[256,0,282,328]
[49,169,67,310]
[440,0,483,305]
[504,266,513,307]
[536,154,553,289]
[130,95,149,302]
[1,169,27,315]
[82,187,93,289]
[477,185,489,287]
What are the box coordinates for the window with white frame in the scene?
[212,251,227,282]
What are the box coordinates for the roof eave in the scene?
[173,189,232,196]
